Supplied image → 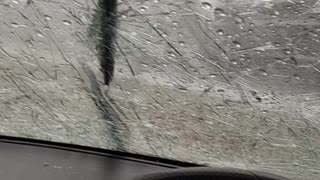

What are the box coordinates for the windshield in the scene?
[1,0,320,179]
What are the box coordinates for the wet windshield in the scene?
[1,0,320,179]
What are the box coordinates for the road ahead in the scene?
[1,0,320,179]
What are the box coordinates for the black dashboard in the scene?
[0,136,189,180]
[0,136,290,180]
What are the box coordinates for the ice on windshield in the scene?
[0,0,320,179]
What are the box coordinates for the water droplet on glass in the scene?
[132,32,138,36]
[260,70,268,76]
[231,60,237,65]
[234,16,244,24]
[168,52,176,58]
[172,21,178,26]
[10,22,19,28]
[39,57,46,61]
[36,32,44,37]
[201,2,212,10]
[10,22,27,28]
[233,41,241,48]
[214,8,227,16]
[217,89,224,93]
[62,20,71,25]
[217,29,224,35]
[12,0,20,4]
[142,63,149,67]
[179,41,185,46]
[140,6,147,12]
[179,87,188,92]
[284,50,291,54]
[268,23,274,27]
[216,105,224,109]
[43,26,51,31]
[44,15,52,21]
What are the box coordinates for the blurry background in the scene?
[0,0,320,179]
